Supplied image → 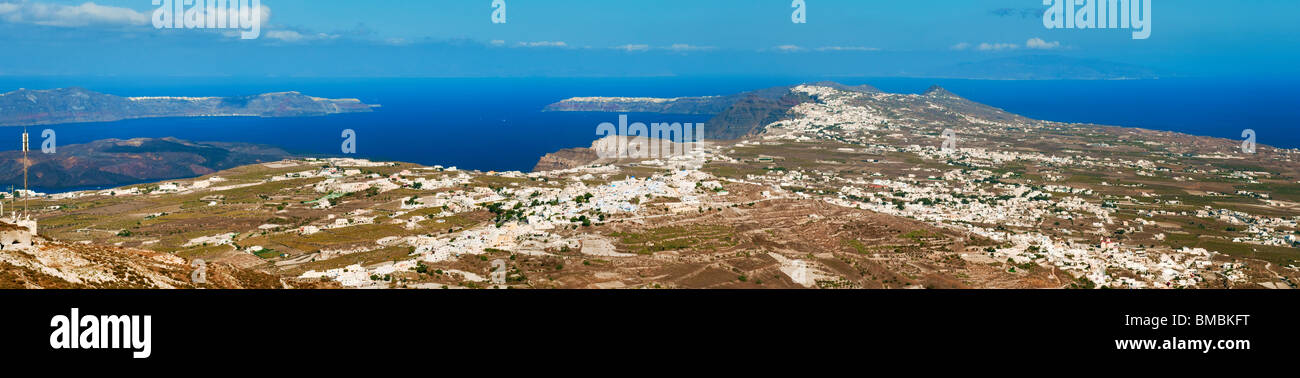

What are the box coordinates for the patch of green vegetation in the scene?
[253,248,281,259]
[1064,171,1106,184]
[703,165,765,180]
[842,239,869,254]
[900,229,941,242]
[278,224,409,251]
[223,180,324,204]
[1170,194,1256,208]
[473,175,531,189]
[610,225,737,254]
[421,213,485,231]
[618,166,666,180]
[1067,275,1097,289]
[399,206,445,220]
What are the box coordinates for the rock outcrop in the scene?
[532,146,601,172]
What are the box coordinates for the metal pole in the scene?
[22,128,29,215]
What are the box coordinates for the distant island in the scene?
[544,95,733,114]
[545,81,898,141]
[0,87,377,127]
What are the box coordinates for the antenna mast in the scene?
[21,128,28,216]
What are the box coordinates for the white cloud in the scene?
[263,29,338,42]
[978,42,1019,51]
[773,44,803,52]
[668,43,712,52]
[264,30,302,42]
[815,46,879,52]
[614,44,650,52]
[955,38,1062,52]
[0,1,283,42]
[489,39,505,46]
[255,4,272,25]
[516,41,567,48]
[610,43,713,52]
[0,1,149,27]
[1025,37,1060,49]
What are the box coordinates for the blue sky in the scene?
[1,0,1296,78]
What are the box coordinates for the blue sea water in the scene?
[0,76,1296,193]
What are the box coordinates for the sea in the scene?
[1,76,1296,193]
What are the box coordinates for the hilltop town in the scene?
[10,83,1300,289]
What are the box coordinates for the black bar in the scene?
[1,290,1292,366]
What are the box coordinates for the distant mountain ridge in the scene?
[542,81,1011,141]
[0,87,377,127]
[0,137,291,190]
[544,81,880,115]
[545,81,886,140]
[535,81,1026,170]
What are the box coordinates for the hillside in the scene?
[0,137,292,190]
[0,236,292,289]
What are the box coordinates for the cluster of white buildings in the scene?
[817,169,1242,288]
[1196,207,1300,247]
[730,84,1272,288]
[986,233,1223,288]
[299,153,730,287]
[764,85,892,136]
[183,232,238,248]
[299,262,418,288]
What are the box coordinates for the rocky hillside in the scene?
[0,137,291,190]
[533,145,601,172]
[0,237,289,289]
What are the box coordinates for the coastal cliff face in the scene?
[532,146,600,172]
[532,136,704,172]
[543,95,735,114]
[543,81,885,140]
[0,87,376,127]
